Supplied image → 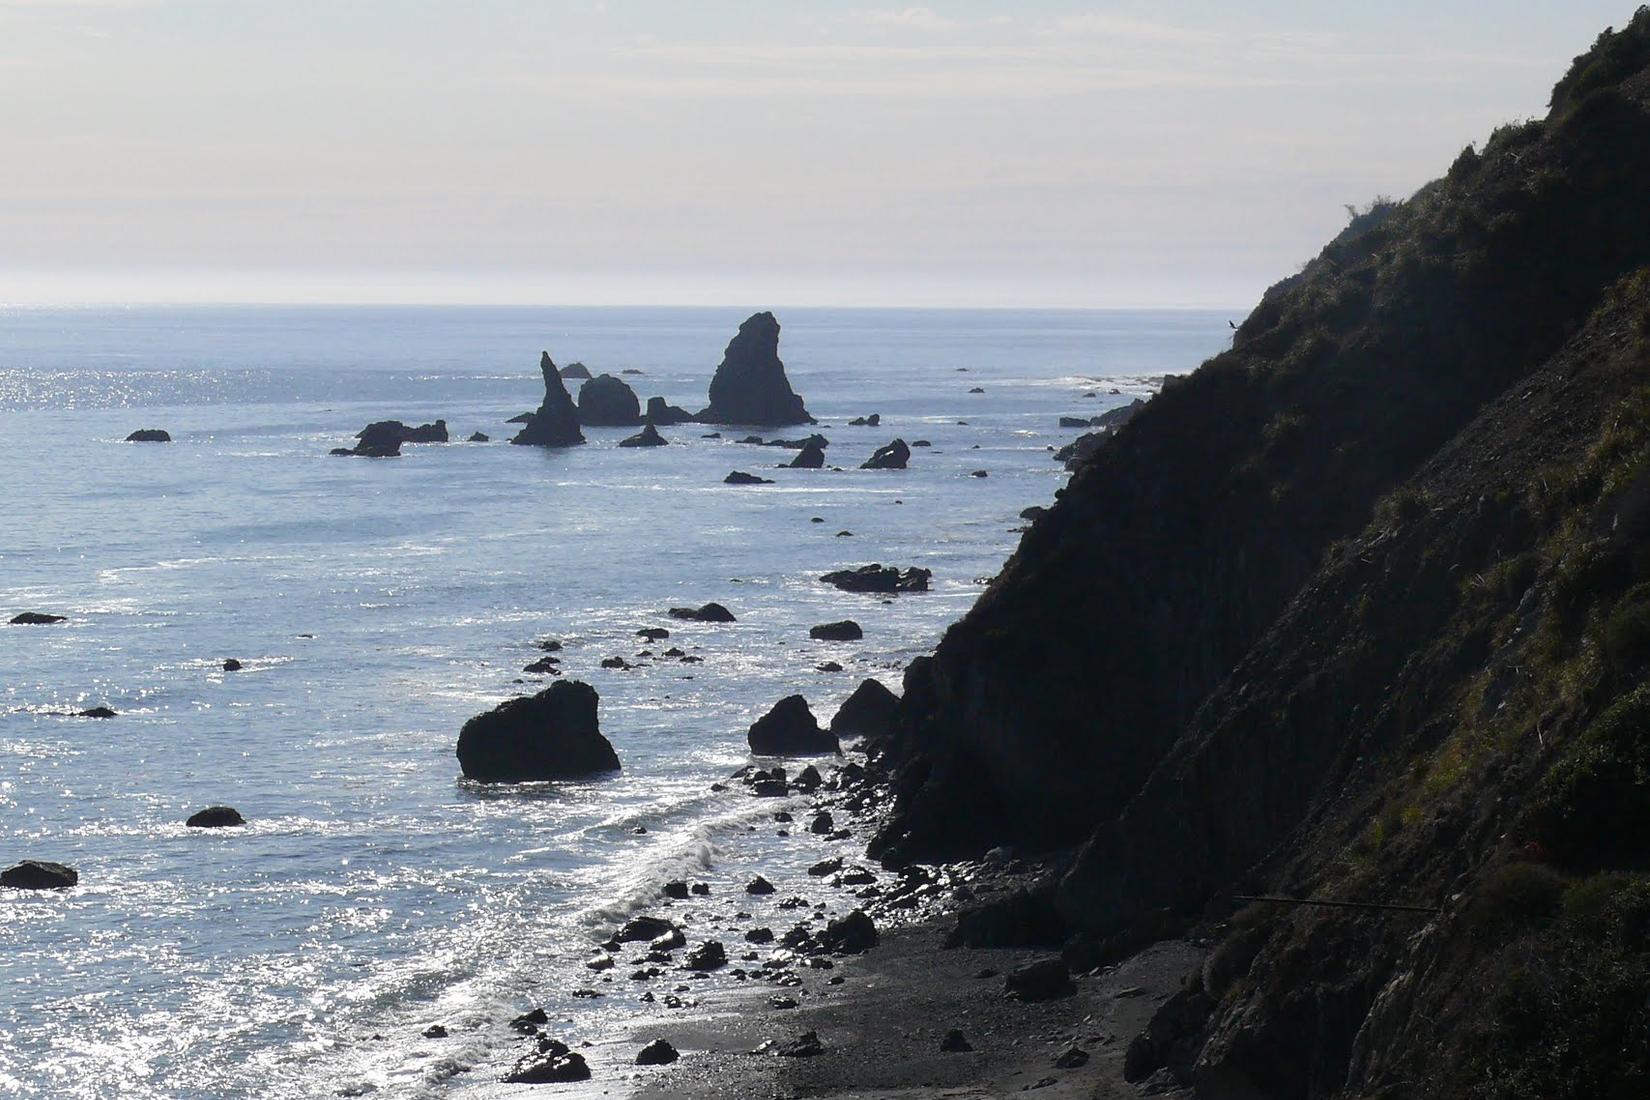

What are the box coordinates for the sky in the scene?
[0,1,1638,308]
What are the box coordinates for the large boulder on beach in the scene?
[618,424,668,448]
[821,909,878,954]
[749,695,840,756]
[821,564,931,593]
[511,353,586,447]
[830,678,901,741]
[636,1039,679,1065]
[125,429,171,443]
[860,439,910,470]
[577,374,644,426]
[186,806,245,828]
[697,312,812,426]
[505,1042,590,1084]
[646,397,695,426]
[2,860,78,889]
[456,681,619,782]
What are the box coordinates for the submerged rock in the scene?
[455,681,620,782]
[186,806,245,828]
[809,620,863,641]
[511,353,586,447]
[2,861,77,889]
[830,678,901,741]
[749,695,840,756]
[125,429,171,443]
[698,312,813,426]
[78,706,117,719]
[820,565,931,593]
[861,439,910,470]
[669,602,736,623]
[10,612,66,625]
[618,423,668,448]
[577,374,644,426]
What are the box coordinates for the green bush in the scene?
[1551,7,1650,116]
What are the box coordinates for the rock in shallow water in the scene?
[748,695,839,756]
[820,564,931,593]
[577,374,644,426]
[9,612,65,625]
[669,602,736,623]
[861,439,910,470]
[2,861,78,889]
[830,678,901,742]
[504,1041,589,1084]
[125,428,171,443]
[809,620,862,641]
[698,312,813,427]
[724,470,774,485]
[511,353,586,448]
[186,806,245,828]
[455,681,620,782]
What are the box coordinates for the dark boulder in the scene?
[748,695,840,755]
[186,806,246,828]
[820,565,931,593]
[356,419,448,448]
[1059,416,1092,428]
[636,1038,679,1065]
[1004,958,1075,1002]
[941,1029,973,1052]
[577,374,644,426]
[821,910,878,954]
[78,706,117,719]
[809,620,862,642]
[746,875,776,895]
[222,659,243,672]
[809,812,833,834]
[830,678,900,741]
[724,470,774,485]
[10,612,66,625]
[455,681,621,782]
[523,656,560,674]
[646,397,695,426]
[468,432,489,443]
[504,1043,589,1084]
[669,603,736,623]
[698,312,813,426]
[789,438,826,468]
[848,414,880,427]
[775,1031,825,1057]
[619,423,668,448]
[663,880,690,900]
[684,941,727,971]
[861,439,910,470]
[125,429,171,443]
[637,627,670,641]
[2,861,77,889]
[511,353,586,447]
[617,915,678,943]
[560,361,594,380]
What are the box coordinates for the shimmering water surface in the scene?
[0,305,1228,1098]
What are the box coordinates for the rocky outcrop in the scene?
[511,353,586,447]
[125,429,171,442]
[355,419,449,448]
[645,397,695,426]
[723,471,774,485]
[821,565,930,593]
[830,678,900,741]
[618,424,668,447]
[789,438,826,468]
[669,602,736,623]
[748,695,839,755]
[577,374,644,426]
[456,681,620,782]
[560,362,593,380]
[861,440,910,470]
[698,312,813,426]
[848,414,880,427]
[10,612,66,625]
[2,861,77,889]
[809,620,862,641]
[186,806,245,828]
[468,432,489,442]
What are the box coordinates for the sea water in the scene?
[0,305,1228,1098]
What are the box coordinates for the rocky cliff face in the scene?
[698,312,813,427]
[511,353,586,447]
[875,14,1650,1098]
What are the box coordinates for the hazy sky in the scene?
[0,2,1636,307]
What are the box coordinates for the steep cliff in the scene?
[876,12,1650,1098]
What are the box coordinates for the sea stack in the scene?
[577,374,644,427]
[698,312,813,427]
[511,353,586,447]
[456,680,620,782]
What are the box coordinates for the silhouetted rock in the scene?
[746,875,776,895]
[222,659,242,672]
[125,429,171,443]
[912,439,931,447]
[821,910,877,954]
[619,424,668,447]
[617,915,678,943]
[186,806,245,828]
[2,861,77,889]
[821,565,931,593]
[504,1043,589,1084]
[456,681,620,782]
[78,706,117,719]
[578,374,644,426]
[1096,396,1147,430]
[698,312,813,426]
[789,438,827,468]
[355,419,448,449]
[636,1039,679,1065]
[1054,432,1105,468]
[684,941,727,971]
[764,434,827,450]
[830,678,900,741]
[669,602,736,623]
[511,353,586,447]
[10,612,65,625]
[724,471,774,485]
[749,695,840,755]
[861,440,910,470]
[560,362,594,380]
[646,397,695,426]
[507,412,534,424]
[809,620,862,641]
[1005,958,1075,1002]
[848,414,880,427]
[468,432,490,442]
[941,1029,973,1052]
[776,1031,825,1057]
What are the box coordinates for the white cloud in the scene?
[845,7,961,33]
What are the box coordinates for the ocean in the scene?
[0,305,1229,1098]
